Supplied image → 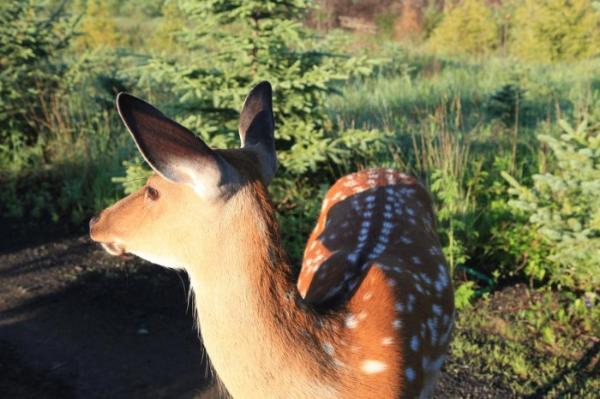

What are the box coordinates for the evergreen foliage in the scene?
[120,0,386,259]
[0,0,73,164]
[504,115,600,292]
[135,0,379,174]
[487,84,525,127]
[511,0,600,62]
[426,0,498,56]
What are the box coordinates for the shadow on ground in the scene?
[0,235,222,399]
[0,235,529,399]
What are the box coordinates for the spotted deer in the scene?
[89,81,454,399]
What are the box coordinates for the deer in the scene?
[89,81,454,399]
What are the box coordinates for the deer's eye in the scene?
[146,186,159,201]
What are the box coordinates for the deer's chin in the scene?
[101,242,126,257]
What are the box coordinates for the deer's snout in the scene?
[89,214,100,230]
[89,213,103,241]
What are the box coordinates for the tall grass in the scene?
[327,45,600,293]
[331,47,600,131]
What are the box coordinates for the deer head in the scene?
[89,82,276,273]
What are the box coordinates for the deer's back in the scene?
[298,168,454,398]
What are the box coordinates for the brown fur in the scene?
[91,164,453,398]
[90,84,452,398]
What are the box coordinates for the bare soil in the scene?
[0,234,513,398]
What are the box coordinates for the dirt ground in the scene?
[0,234,514,399]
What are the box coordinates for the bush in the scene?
[503,115,600,292]
[73,0,122,49]
[511,0,600,62]
[0,0,73,165]
[426,0,498,56]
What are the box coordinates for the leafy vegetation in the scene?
[450,284,598,397]
[1,1,599,396]
[504,115,600,293]
[0,0,73,163]
[425,0,600,61]
[426,0,498,55]
[511,0,600,62]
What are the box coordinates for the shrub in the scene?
[511,0,600,62]
[486,84,526,128]
[0,0,73,165]
[73,0,122,49]
[426,0,498,56]
[503,116,600,292]
[0,43,133,226]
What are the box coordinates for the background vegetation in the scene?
[1,0,598,396]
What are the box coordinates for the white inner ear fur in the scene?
[176,155,242,199]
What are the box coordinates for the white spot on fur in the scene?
[322,342,335,355]
[411,335,419,351]
[361,360,388,374]
[345,314,358,329]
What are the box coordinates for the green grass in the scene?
[1,13,598,396]
[326,44,600,284]
[330,47,600,133]
[449,285,599,397]
[323,46,599,397]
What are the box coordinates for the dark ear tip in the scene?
[116,93,163,122]
[252,81,272,97]
[116,91,129,101]
[115,92,135,112]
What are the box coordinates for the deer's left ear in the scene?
[116,92,240,199]
[239,81,277,185]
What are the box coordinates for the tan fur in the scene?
[90,135,453,398]
[92,155,334,397]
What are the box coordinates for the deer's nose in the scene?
[89,215,100,230]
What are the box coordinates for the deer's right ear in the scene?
[239,81,277,185]
[116,93,239,198]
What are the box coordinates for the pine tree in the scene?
[136,0,377,175]
[125,0,385,260]
[504,116,600,292]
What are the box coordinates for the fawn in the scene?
[89,82,454,398]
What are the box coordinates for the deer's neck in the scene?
[186,186,340,399]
